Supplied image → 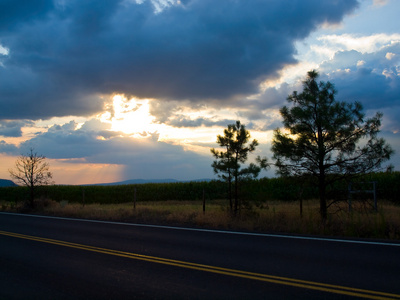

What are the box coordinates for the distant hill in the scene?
[0,179,18,187]
[84,178,213,186]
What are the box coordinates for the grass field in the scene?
[2,198,399,240]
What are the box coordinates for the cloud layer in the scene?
[0,0,358,120]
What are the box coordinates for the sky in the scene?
[0,0,399,185]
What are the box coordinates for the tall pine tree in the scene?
[272,71,393,220]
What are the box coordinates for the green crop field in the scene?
[1,172,398,205]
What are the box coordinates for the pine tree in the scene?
[272,71,393,220]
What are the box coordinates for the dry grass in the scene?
[1,198,399,240]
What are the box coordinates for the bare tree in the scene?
[9,148,54,208]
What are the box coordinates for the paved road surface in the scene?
[1,212,399,299]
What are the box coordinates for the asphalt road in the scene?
[1,212,399,299]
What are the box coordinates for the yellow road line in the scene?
[1,230,399,300]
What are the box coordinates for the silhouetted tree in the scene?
[9,148,54,208]
[272,70,393,220]
[211,121,268,214]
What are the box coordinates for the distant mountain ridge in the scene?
[0,179,17,187]
[84,178,213,186]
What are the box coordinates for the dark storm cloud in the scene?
[0,0,358,120]
[0,0,55,32]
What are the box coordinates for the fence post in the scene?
[348,183,352,212]
[133,187,137,211]
[373,181,377,212]
[82,189,85,207]
[203,189,205,214]
[300,198,303,217]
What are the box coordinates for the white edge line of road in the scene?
[1,211,400,247]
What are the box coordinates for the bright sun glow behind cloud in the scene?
[102,95,158,136]
[98,94,233,148]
